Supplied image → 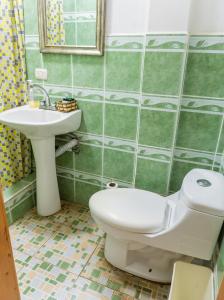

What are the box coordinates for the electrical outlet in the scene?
[35,68,48,80]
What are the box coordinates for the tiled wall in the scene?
[24,0,224,202]
[170,36,224,191]
[24,2,224,204]
[3,173,36,225]
[63,0,96,46]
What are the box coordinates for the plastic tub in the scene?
[169,261,213,300]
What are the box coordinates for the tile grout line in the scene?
[70,54,76,200]
[166,34,190,194]
[212,114,224,170]
[132,35,147,186]
[101,44,106,188]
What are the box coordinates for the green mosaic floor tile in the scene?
[18,258,76,299]
[35,225,100,276]
[81,244,170,299]
[11,202,170,299]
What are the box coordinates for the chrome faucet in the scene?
[27,80,51,107]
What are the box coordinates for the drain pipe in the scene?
[55,135,80,158]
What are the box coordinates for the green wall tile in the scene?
[74,145,102,175]
[184,53,224,98]
[76,22,96,46]
[103,149,135,182]
[24,0,38,35]
[139,109,176,148]
[64,23,76,45]
[170,161,211,192]
[135,158,169,194]
[106,51,142,92]
[217,122,224,154]
[63,0,76,12]
[73,56,104,89]
[76,0,97,12]
[75,181,101,206]
[58,177,75,202]
[143,52,184,95]
[176,112,222,152]
[43,54,72,86]
[25,49,42,82]
[56,152,74,169]
[78,101,103,135]
[11,195,35,223]
[104,104,138,140]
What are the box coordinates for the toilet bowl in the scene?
[89,169,224,283]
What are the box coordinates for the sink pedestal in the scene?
[31,137,61,216]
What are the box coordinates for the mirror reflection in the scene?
[46,0,97,47]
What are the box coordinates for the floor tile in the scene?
[81,245,170,299]
[10,220,56,255]
[18,257,76,300]
[11,201,170,300]
[35,225,100,276]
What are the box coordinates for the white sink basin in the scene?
[0,105,81,138]
[0,105,82,216]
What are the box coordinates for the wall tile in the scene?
[56,152,74,169]
[176,111,222,152]
[103,149,135,183]
[24,0,38,35]
[75,181,101,206]
[43,54,72,86]
[170,161,211,192]
[135,158,169,194]
[217,123,224,154]
[76,0,96,12]
[184,53,224,98]
[73,56,104,89]
[105,51,142,92]
[77,101,103,135]
[143,52,184,96]
[25,49,42,83]
[74,144,102,175]
[11,195,34,223]
[58,177,75,202]
[104,104,138,140]
[139,109,176,148]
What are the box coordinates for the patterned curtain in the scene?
[0,0,31,188]
[46,0,65,45]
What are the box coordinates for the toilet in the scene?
[89,169,224,283]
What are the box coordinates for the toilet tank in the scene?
[179,169,224,217]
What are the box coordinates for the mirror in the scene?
[38,0,105,55]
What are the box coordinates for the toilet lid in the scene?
[89,188,168,234]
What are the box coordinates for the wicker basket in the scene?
[56,100,78,112]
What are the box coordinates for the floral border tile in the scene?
[105,35,144,51]
[104,136,137,153]
[105,90,140,106]
[181,97,224,115]
[138,146,172,163]
[141,95,179,111]
[73,88,104,102]
[146,34,187,51]
[189,36,224,52]
[174,148,215,166]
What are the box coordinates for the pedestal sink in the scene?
[0,105,81,216]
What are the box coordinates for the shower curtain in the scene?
[46,0,65,45]
[0,0,31,188]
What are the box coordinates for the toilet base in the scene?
[104,234,189,283]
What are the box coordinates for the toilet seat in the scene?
[89,188,168,234]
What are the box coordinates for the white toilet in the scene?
[89,169,224,283]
